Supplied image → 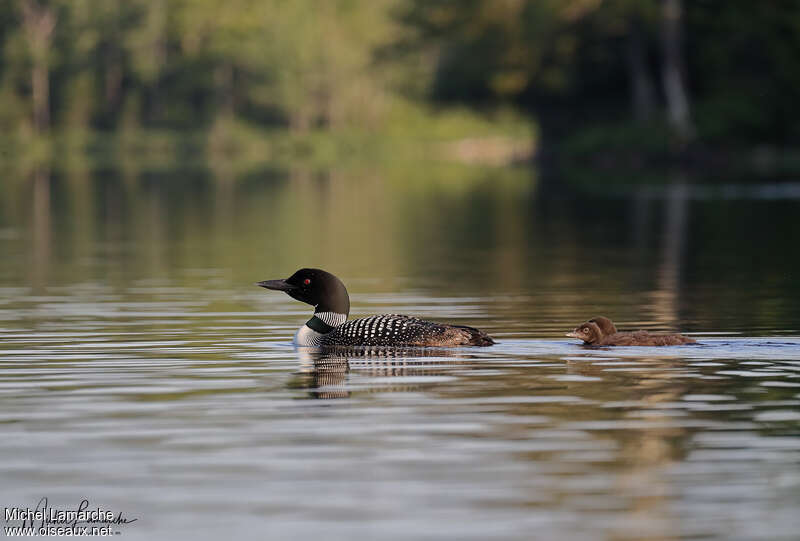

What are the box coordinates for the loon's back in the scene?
[320,314,494,347]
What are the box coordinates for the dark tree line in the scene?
[399,0,800,146]
[1,0,798,149]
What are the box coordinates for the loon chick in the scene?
[567,316,696,346]
[257,268,494,347]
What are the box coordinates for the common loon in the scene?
[257,268,494,347]
[567,316,696,346]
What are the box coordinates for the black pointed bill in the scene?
[256,279,297,291]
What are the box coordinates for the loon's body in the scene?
[257,268,494,347]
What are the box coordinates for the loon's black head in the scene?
[257,268,350,316]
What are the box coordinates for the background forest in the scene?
[0,0,798,175]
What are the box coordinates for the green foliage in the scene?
[0,0,405,134]
[399,0,800,152]
[561,118,673,161]
[0,0,797,168]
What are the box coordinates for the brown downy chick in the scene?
[567,316,696,346]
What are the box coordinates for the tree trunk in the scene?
[215,63,235,117]
[21,0,56,133]
[105,50,123,114]
[142,0,167,124]
[659,0,693,139]
[626,17,656,122]
[31,62,49,131]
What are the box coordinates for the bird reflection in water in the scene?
[287,347,476,399]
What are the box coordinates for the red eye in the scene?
[303,278,311,285]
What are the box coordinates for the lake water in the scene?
[1,164,799,540]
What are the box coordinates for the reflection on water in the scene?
[3,163,799,334]
[0,163,799,540]
[291,347,479,399]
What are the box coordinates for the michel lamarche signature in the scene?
[5,497,137,529]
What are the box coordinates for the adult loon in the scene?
[257,268,494,347]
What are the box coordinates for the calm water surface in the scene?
[1,165,799,540]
